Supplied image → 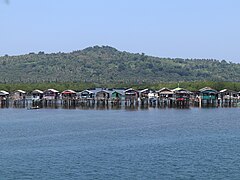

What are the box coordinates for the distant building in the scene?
[78,90,95,99]
[111,90,124,100]
[157,88,174,99]
[198,87,218,101]
[43,89,59,100]
[61,90,77,99]
[125,88,139,101]
[0,90,9,100]
[12,90,26,100]
[219,89,238,100]
[96,90,110,100]
[172,87,191,101]
[31,89,44,101]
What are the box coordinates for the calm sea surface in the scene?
[0,107,240,179]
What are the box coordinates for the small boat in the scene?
[28,106,40,110]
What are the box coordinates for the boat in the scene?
[27,106,40,110]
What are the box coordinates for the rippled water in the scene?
[0,108,240,179]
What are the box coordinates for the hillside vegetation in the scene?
[0,46,240,84]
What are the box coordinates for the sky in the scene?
[0,0,240,62]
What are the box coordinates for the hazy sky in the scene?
[0,0,240,62]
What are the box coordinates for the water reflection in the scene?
[1,101,239,110]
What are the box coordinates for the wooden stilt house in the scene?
[125,88,139,105]
[96,90,110,101]
[157,88,174,100]
[12,90,26,100]
[172,87,191,106]
[125,88,139,100]
[43,89,59,100]
[198,87,218,106]
[0,90,9,100]
[111,90,124,100]
[219,89,238,104]
[61,90,77,100]
[139,89,156,105]
[79,90,95,99]
[139,89,150,99]
[31,90,43,101]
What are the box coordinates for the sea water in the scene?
[0,108,240,179]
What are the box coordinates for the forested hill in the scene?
[0,46,239,84]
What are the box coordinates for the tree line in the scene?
[0,81,240,93]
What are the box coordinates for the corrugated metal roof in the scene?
[172,87,184,91]
[157,87,171,93]
[125,88,137,92]
[16,90,26,94]
[219,89,237,93]
[79,90,94,95]
[172,87,192,94]
[32,89,44,94]
[111,89,125,95]
[139,89,149,93]
[0,90,9,95]
[46,89,59,93]
[199,87,217,93]
[62,90,76,94]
